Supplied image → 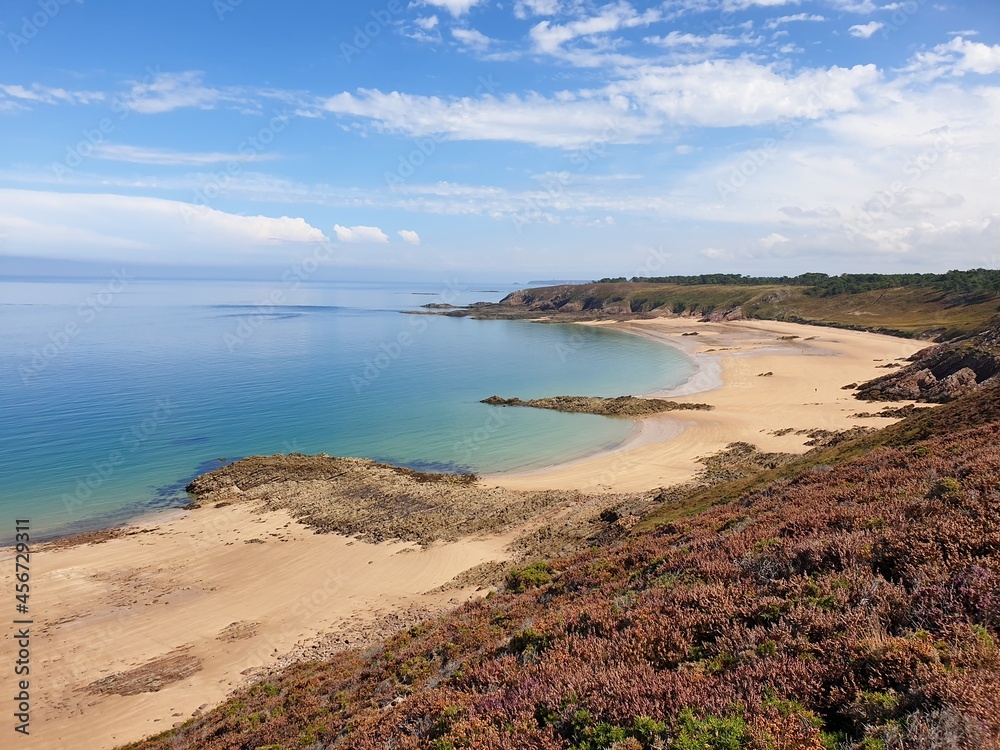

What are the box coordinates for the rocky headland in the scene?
[480,395,713,416]
[854,325,1000,402]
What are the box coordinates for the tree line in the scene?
[597,268,1000,297]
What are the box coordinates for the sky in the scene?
[0,0,998,280]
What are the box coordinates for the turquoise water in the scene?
[0,278,696,542]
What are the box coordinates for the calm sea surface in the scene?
[0,277,696,542]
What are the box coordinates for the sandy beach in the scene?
[0,505,513,749]
[0,318,926,750]
[488,318,927,492]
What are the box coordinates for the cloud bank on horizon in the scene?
[0,0,998,277]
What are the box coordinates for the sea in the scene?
[0,276,697,543]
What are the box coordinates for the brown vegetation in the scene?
[124,381,1000,750]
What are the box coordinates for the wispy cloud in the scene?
[452,27,494,51]
[529,2,662,54]
[91,144,277,166]
[0,83,104,108]
[423,0,485,17]
[765,13,826,30]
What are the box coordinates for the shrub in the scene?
[505,561,553,592]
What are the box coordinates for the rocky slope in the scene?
[855,324,1000,402]
[480,395,713,416]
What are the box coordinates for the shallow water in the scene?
[0,277,696,541]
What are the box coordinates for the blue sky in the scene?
[1,0,998,280]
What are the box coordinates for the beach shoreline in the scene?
[484,317,927,492]
[0,317,928,750]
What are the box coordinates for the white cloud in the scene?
[323,59,880,148]
[849,22,884,39]
[333,224,389,243]
[611,60,880,127]
[945,37,1000,75]
[398,229,421,245]
[903,37,1000,79]
[452,27,493,51]
[0,83,104,107]
[765,13,826,30]
[644,31,742,50]
[826,0,876,11]
[415,15,439,30]
[423,0,484,17]
[91,144,276,166]
[322,89,659,148]
[124,71,231,114]
[119,70,294,115]
[0,189,327,263]
[758,232,790,247]
[529,2,662,54]
[514,0,560,19]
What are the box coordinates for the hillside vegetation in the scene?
[122,377,1000,750]
[470,270,1000,341]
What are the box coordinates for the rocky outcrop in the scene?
[481,395,713,416]
[186,454,583,546]
[855,326,1000,403]
[700,306,744,322]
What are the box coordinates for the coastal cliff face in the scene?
[855,324,1000,402]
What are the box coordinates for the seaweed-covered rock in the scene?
[480,395,713,416]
